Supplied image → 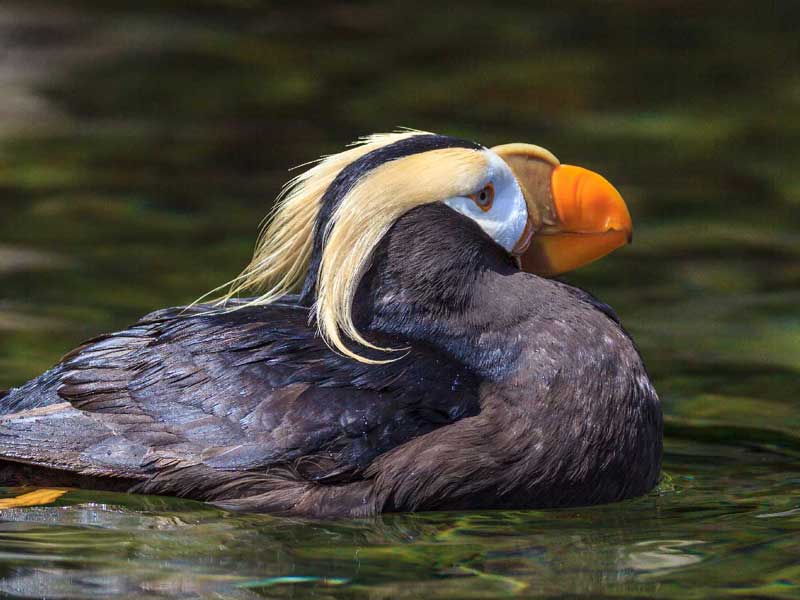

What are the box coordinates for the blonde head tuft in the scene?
[212,131,489,363]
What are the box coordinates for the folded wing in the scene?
[0,301,480,505]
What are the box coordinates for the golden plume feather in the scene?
[209,130,430,305]
[316,148,487,361]
[209,131,489,362]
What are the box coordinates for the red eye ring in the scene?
[469,183,494,212]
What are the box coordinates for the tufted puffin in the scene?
[0,131,662,517]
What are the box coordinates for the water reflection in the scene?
[0,466,796,598]
[0,494,702,598]
[625,539,704,572]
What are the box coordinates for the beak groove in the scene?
[511,216,535,257]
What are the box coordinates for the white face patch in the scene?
[443,150,528,253]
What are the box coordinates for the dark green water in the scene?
[0,2,798,598]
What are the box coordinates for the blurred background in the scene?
[0,2,798,598]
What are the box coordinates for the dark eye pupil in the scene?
[472,185,493,209]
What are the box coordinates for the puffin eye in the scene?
[469,183,495,212]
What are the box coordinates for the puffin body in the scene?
[0,132,662,516]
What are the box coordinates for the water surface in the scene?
[0,2,798,598]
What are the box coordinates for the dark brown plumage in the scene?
[0,135,662,516]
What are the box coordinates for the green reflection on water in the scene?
[0,1,798,598]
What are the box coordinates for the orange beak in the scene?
[520,165,633,276]
[493,143,633,277]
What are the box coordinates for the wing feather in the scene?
[0,301,480,500]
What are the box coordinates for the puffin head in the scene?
[217,131,632,361]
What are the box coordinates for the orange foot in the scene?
[0,488,68,509]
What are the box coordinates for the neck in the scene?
[355,203,542,379]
